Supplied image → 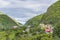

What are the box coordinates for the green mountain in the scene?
[40,1,60,37]
[0,12,20,30]
[24,0,60,38]
[41,1,60,25]
[25,1,60,27]
[25,0,60,28]
[41,1,60,38]
[25,14,43,27]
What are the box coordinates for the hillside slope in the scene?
[25,1,60,27]
[25,14,43,27]
[41,1,60,25]
[0,12,20,30]
[24,0,60,37]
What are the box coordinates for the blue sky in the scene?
[0,0,57,24]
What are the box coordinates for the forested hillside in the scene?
[24,0,60,40]
[0,12,20,30]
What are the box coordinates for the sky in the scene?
[0,0,58,24]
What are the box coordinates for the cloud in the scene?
[1,0,57,12]
[0,0,57,12]
[0,0,10,8]
[14,17,29,24]
[0,0,58,24]
[11,12,37,24]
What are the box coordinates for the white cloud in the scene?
[0,0,58,24]
[23,13,37,17]
[14,17,29,24]
[5,0,57,12]
[0,0,58,9]
[7,1,50,12]
[12,12,37,24]
[0,0,57,12]
[0,0,10,8]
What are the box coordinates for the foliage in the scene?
[23,0,60,40]
[53,22,60,38]
[25,14,43,27]
[0,0,60,40]
[0,13,20,30]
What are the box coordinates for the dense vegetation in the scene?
[24,0,60,40]
[0,0,60,40]
[40,1,60,38]
[0,13,20,30]
[0,12,23,40]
